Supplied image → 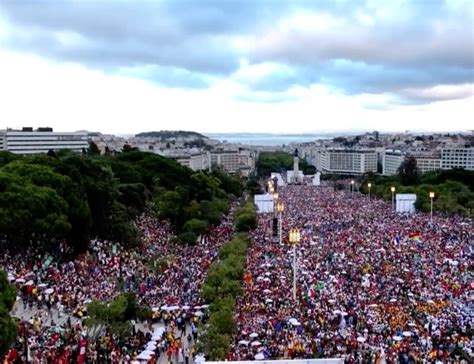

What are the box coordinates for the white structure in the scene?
[441,147,474,170]
[383,150,404,175]
[321,149,378,175]
[396,194,417,214]
[171,152,210,171]
[254,194,274,213]
[413,154,442,173]
[205,359,343,364]
[270,172,286,186]
[312,171,321,185]
[288,149,303,183]
[211,150,240,173]
[0,127,88,154]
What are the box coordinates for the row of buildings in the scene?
[303,146,474,175]
[0,127,256,175]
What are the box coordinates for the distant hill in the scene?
[135,130,207,139]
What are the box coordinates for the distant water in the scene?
[204,133,327,146]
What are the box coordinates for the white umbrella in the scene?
[390,299,397,303]
[251,341,262,347]
[328,299,336,304]
[15,278,25,283]
[182,305,191,310]
[45,288,54,295]
[255,353,265,360]
[238,340,250,346]
[249,332,258,338]
[403,331,412,337]
[333,310,341,315]
[38,283,47,289]
[169,305,180,311]
[263,278,271,282]
[194,305,202,310]
[136,353,151,360]
[357,337,366,343]
[160,305,169,311]
[141,350,155,356]
[263,289,271,294]
[264,272,271,276]
[151,307,159,312]
[201,304,210,309]
[195,354,206,364]
[393,336,403,341]
[408,322,416,327]
[25,280,34,286]
[265,299,273,304]
[427,299,435,304]
[194,311,204,317]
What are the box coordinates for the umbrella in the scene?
[255,353,265,360]
[45,288,54,295]
[238,340,250,346]
[265,299,273,304]
[160,305,169,311]
[393,336,403,341]
[251,341,262,347]
[151,307,159,312]
[15,278,25,284]
[25,280,34,286]
[407,322,416,327]
[263,278,271,282]
[357,337,366,343]
[195,355,206,363]
[265,272,271,276]
[249,332,258,338]
[328,299,336,304]
[182,305,190,310]
[136,353,151,360]
[201,304,210,309]
[403,331,412,337]
[263,289,271,294]
[390,299,397,303]
[169,305,180,311]
[38,283,47,289]
[194,311,204,317]
[333,310,341,315]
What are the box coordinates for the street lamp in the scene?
[429,192,435,222]
[368,183,372,200]
[351,180,355,194]
[288,227,301,301]
[391,186,396,211]
[276,202,284,245]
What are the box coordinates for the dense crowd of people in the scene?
[230,185,472,363]
[2,201,238,363]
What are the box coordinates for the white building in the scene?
[441,147,474,170]
[383,150,404,176]
[0,127,88,154]
[170,152,210,171]
[211,150,240,173]
[413,154,442,173]
[321,149,378,175]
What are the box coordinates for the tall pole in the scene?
[392,191,394,211]
[279,211,282,245]
[430,197,433,222]
[293,243,296,301]
[429,192,435,223]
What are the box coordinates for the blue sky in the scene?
[0,0,472,134]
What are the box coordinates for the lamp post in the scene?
[276,202,284,245]
[429,192,435,222]
[391,186,396,211]
[289,227,301,301]
[368,183,372,200]
[351,180,355,195]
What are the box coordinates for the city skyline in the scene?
[0,0,473,134]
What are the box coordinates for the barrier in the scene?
[205,359,343,364]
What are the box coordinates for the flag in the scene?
[244,273,252,285]
[409,232,421,241]
[305,285,316,300]
[316,281,325,291]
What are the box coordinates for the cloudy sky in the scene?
[0,0,473,134]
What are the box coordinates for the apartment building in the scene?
[382,150,404,176]
[0,127,88,154]
[441,147,474,170]
[321,149,378,175]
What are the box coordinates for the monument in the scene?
[287,148,303,184]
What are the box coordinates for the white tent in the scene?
[396,194,417,214]
[254,194,274,213]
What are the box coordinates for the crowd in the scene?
[230,185,473,363]
[2,201,238,363]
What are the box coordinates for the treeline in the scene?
[359,161,474,217]
[257,151,316,178]
[197,202,257,359]
[0,271,17,358]
[0,148,242,253]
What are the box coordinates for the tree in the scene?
[0,271,17,358]
[88,141,101,155]
[398,155,419,185]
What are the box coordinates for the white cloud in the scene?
[0,50,472,135]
